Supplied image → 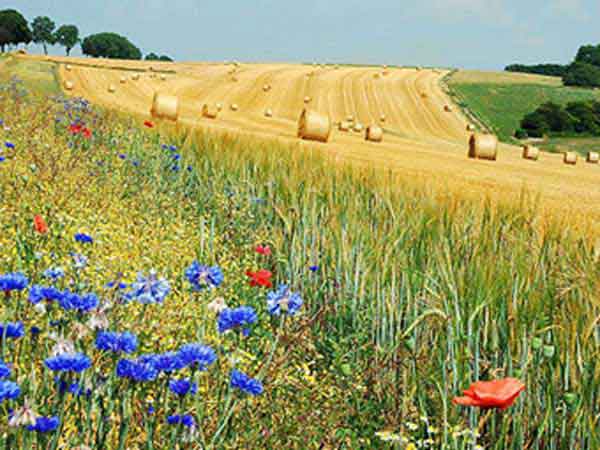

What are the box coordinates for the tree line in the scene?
[0,8,172,61]
[516,101,600,138]
[505,44,600,88]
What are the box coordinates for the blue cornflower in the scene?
[172,153,181,160]
[4,142,14,149]
[27,416,59,433]
[105,280,127,290]
[217,306,257,334]
[96,331,138,354]
[0,156,5,163]
[116,358,158,382]
[177,343,216,370]
[0,381,20,402]
[169,145,177,152]
[309,265,319,272]
[28,285,64,304]
[56,378,90,397]
[71,253,88,269]
[118,153,127,160]
[0,361,11,379]
[184,262,223,291]
[171,164,180,172]
[30,326,41,336]
[169,378,198,396]
[230,370,263,396]
[187,165,193,172]
[45,353,91,373]
[58,291,99,312]
[167,414,195,428]
[74,233,93,244]
[148,405,155,415]
[150,352,185,373]
[0,322,24,339]
[125,271,170,304]
[132,160,140,167]
[42,267,65,280]
[0,273,28,292]
[266,285,303,316]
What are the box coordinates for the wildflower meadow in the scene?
[0,72,599,449]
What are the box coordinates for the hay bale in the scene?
[338,121,351,132]
[380,114,386,123]
[231,76,239,82]
[382,70,389,76]
[420,92,428,99]
[468,133,498,161]
[586,151,599,164]
[444,105,452,112]
[374,73,381,79]
[230,103,239,111]
[160,74,167,81]
[216,103,223,111]
[150,92,179,121]
[16,49,27,55]
[365,125,383,142]
[353,123,364,133]
[131,73,140,81]
[264,108,273,117]
[263,84,271,92]
[304,96,312,104]
[297,109,331,143]
[466,124,475,131]
[64,80,74,91]
[522,145,539,161]
[347,115,355,122]
[202,104,219,119]
[108,84,116,93]
[65,64,72,71]
[564,152,577,165]
[120,76,127,84]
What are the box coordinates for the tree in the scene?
[31,16,55,55]
[505,64,567,77]
[574,44,600,67]
[145,52,160,61]
[54,25,79,56]
[81,32,141,60]
[565,101,600,135]
[0,9,32,52]
[563,62,600,88]
[159,55,173,62]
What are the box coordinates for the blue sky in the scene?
[6,0,600,70]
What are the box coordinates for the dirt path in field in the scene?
[20,54,600,225]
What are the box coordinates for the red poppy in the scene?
[246,269,272,288]
[453,378,525,410]
[255,245,271,256]
[144,120,154,128]
[69,124,83,134]
[82,128,92,139]
[33,215,48,234]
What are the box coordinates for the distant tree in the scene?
[54,25,79,55]
[574,44,600,67]
[514,128,528,139]
[504,64,567,77]
[0,9,32,52]
[145,53,173,62]
[31,16,56,55]
[565,101,600,135]
[563,62,600,88]
[520,102,583,137]
[81,32,141,60]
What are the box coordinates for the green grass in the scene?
[448,70,600,141]
[0,56,60,95]
[540,136,600,155]
[0,60,599,449]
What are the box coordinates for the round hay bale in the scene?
[444,105,453,112]
[353,123,364,133]
[150,92,179,121]
[522,145,539,161]
[160,74,167,81]
[564,152,577,165]
[304,96,312,104]
[586,151,599,164]
[346,115,355,122]
[380,114,386,122]
[216,103,223,111]
[382,70,389,76]
[16,49,27,55]
[466,124,475,131]
[264,108,273,117]
[334,65,340,70]
[338,121,351,132]
[468,133,498,161]
[297,109,331,143]
[230,103,239,111]
[202,104,219,119]
[374,73,381,79]
[263,84,271,92]
[63,80,74,91]
[231,76,239,82]
[108,84,116,93]
[65,64,72,71]
[120,76,127,84]
[365,125,383,142]
[131,73,140,81]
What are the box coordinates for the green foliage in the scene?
[521,101,600,137]
[54,24,79,56]
[505,64,567,77]
[563,62,600,88]
[146,52,174,62]
[81,32,141,60]
[574,44,600,67]
[514,128,528,139]
[0,9,32,52]
[31,16,56,55]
